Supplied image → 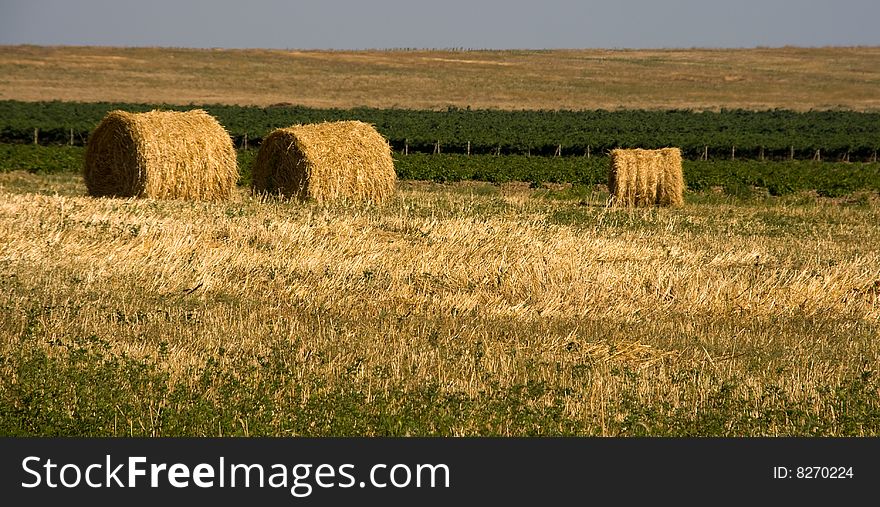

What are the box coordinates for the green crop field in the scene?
[3,101,880,160]
[3,145,880,199]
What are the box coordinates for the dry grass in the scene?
[609,148,684,207]
[1,172,879,435]
[252,121,395,204]
[84,109,237,200]
[2,46,880,110]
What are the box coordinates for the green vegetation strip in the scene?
[3,144,879,197]
[3,100,880,159]
[2,333,878,436]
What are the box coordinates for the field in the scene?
[5,101,880,159]
[2,46,880,111]
[1,171,878,436]
[1,45,879,436]
[4,145,880,198]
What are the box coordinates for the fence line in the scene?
[13,128,880,163]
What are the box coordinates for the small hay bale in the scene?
[252,120,395,204]
[608,148,684,207]
[84,109,237,200]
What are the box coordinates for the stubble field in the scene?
[1,45,879,436]
[1,172,878,436]
[2,45,880,110]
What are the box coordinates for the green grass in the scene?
[0,144,83,174]
[4,323,878,437]
[3,144,880,198]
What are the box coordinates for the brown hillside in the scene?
[2,45,879,110]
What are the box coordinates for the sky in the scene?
[0,0,877,49]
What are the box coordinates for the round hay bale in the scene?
[252,120,396,204]
[608,148,684,207]
[84,109,238,200]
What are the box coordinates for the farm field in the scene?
[4,145,880,198]
[1,44,879,437]
[2,45,880,111]
[1,170,879,436]
[4,100,880,160]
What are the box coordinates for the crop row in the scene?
[2,101,880,160]
[3,144,879,198]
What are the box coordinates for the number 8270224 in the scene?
[773,466,854,479]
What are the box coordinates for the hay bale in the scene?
[608,148,684,207]
[252,121,395,204]
[84,109,237,200]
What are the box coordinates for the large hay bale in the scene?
[608,148,684,207]
[84,109,237,200]
[252,120,395,204]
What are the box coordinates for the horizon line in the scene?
[3,43,880,52]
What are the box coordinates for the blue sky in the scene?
[1,0,877,49]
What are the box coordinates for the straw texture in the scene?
[608,148,684,207]
[252,121,395,204]
[84,109,238,201]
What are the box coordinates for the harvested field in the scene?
[2,46,880,110]
[1,171,878,436]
